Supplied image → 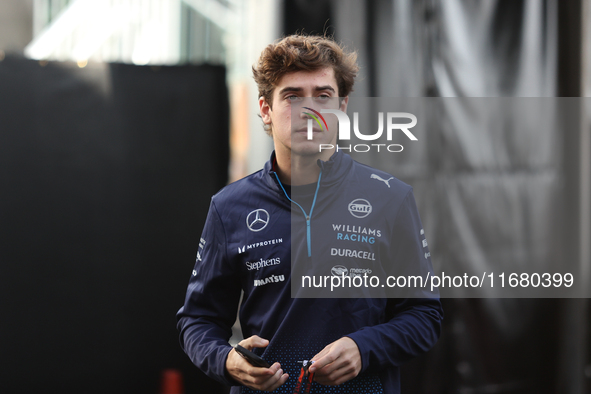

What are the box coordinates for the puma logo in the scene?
[370,174,394,188]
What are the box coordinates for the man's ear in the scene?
[339,96,349,113]
[259,96,272,125]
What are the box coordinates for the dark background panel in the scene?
[0,56,229,393]
[283,0,334,37]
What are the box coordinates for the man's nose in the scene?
[299,99,320,117]
[300,108,312,119]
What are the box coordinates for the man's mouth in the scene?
[295,127,322,134]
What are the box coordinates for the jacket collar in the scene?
[264,150,353,191]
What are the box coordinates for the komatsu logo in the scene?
[254,275,285,287]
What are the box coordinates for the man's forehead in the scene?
[275,67,337,90]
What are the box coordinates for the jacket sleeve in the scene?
[176,199,242,386]
[346,190,443,372]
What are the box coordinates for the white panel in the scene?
[246,0,279,174]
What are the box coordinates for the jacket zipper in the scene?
[273,171,323,257]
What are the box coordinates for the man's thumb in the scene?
[240,335,269,350]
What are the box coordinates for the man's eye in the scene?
[286,95,301,101]
[313,95,333,103]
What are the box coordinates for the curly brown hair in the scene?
[253,34,359,134]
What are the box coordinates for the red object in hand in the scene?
[293,361,314,394]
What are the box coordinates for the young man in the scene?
[177,35,442,393]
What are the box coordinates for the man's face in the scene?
[260,67,348,158]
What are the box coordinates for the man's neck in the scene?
[274,148,335,185]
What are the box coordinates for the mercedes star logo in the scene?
[246,209,270,232]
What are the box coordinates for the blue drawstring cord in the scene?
[274,171,323,257]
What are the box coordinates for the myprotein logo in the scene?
[348,199,372,218]
[306,109,417,153]
[238,238,283,254]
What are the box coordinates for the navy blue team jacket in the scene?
[177,150,443,394]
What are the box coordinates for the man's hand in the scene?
[309,337,362,386]
[226,335,289,391]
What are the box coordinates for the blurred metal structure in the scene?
[0,0,33,53]
[557,0,591,392]
[26,0,232,65]
[25,0,277,181]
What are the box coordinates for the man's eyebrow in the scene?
[278,87,303,95]
[277,86,337,95]
[314,85,336,93]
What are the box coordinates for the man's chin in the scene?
[290,143,327,157]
